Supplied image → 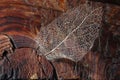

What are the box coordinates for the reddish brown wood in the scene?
[1,48,55,79]
[0,0,119,80]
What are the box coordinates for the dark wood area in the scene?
[89,0,120,5]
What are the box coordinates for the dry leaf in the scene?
[36,4,103,62]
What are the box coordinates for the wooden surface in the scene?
[1,48,55,79]
[0,0,119,80]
